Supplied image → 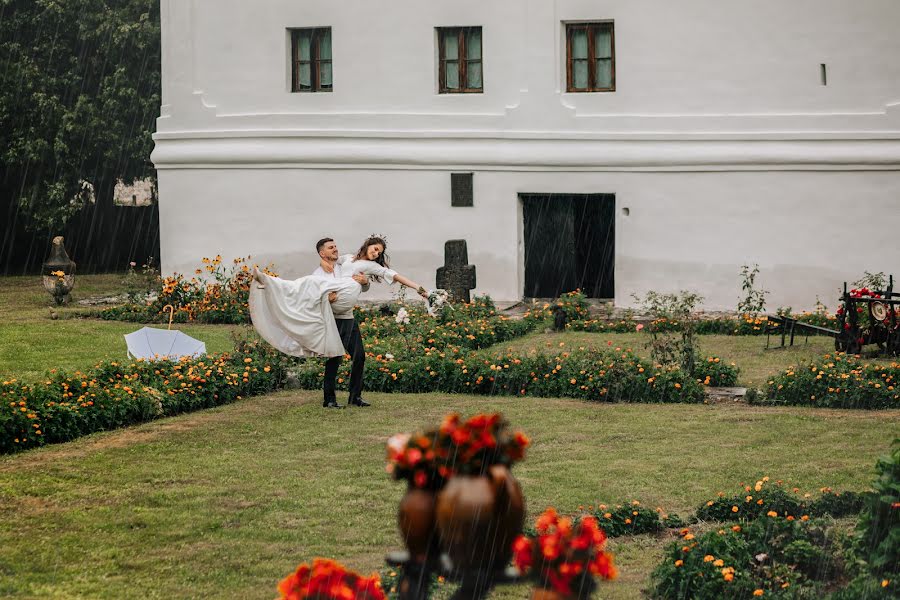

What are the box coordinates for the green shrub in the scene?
[761,354,900,410]
[291,347,706,404]
[808,490,868,518]
[694,479,871,526]
[827,574,897,599]
[695,480,806,523]
[693,356,740,387]
[857,439,900,578]
[650,517,847,599]
[589,502,666,537]
[358,303,536,360]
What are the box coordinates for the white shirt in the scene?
[313,254,384,319]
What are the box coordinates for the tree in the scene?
[0,0,160,234]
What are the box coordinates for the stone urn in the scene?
[434,464,525,572]
[397,484,440,563]
[41,236,76,305]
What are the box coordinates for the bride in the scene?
[249,236,428,357]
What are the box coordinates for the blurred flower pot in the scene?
[398,484,440,563]
[434,464,525,572]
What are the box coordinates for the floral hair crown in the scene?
[368,233,388,243]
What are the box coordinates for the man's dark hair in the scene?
[316,237,334,253]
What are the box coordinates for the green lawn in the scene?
[0,391,896,599]
[0,276,897,598]
[0,275,241,382]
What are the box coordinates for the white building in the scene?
[151,0,900,310]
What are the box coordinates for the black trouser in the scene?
[323,317,365,405]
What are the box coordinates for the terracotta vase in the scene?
[434,464,525,571]
[398,484,439,562]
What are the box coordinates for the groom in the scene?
[314,237,371,409]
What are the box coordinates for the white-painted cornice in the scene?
[151,133,900,170]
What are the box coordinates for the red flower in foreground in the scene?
[514,508,616,596]
[278,558,386,600]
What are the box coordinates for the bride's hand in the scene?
[416,285,429,299]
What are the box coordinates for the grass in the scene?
[0,275,241,382]
[1,276,897,597]
[0,391,896,599]
[483,330,894,388]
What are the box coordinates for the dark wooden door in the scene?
[523,195,577,297]
[522,194,615,299]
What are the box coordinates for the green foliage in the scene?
[693,356,740,387]
[633,290,705,376]
[0,0,161,231]
[650,517,848,599]
[695,479,806,523]
[521,290,592,327]
[291,343,706,404]
[827,575,897,600]
[761,353,900,410]
[0,332,287,454]
[853,271,889,293]
[99,256,257,325]
[356,300,534,360]
[589,502,666,537]
[808,491,868,519]
[121,258,160,303]
[738,263,769,318]
[857,439,900,578]
[695,479,869,524]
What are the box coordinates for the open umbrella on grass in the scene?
[123,305,206,361]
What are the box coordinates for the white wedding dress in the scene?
[249,255,398,357]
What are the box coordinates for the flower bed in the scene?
[292,346,710,404]
[587,501,680,538]
[98,256,265,325]
[1,336,287,454]
[650,516,848,599]
[759,353,900,410]
[694,477,868,523]
[358,296,536,359]
[649,454,899,600]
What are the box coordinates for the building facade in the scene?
[151,0,900,309]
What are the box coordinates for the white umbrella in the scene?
[124,326,206,361]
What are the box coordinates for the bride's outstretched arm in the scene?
[392,273,429,298]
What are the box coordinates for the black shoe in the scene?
[348,398,371,407]
[323,401,344,409]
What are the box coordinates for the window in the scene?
[290,28,332,92]
[438,27,482,93]
[565,22,615,92]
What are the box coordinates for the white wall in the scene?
[153,0,900,311]
[159,168,900,311]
